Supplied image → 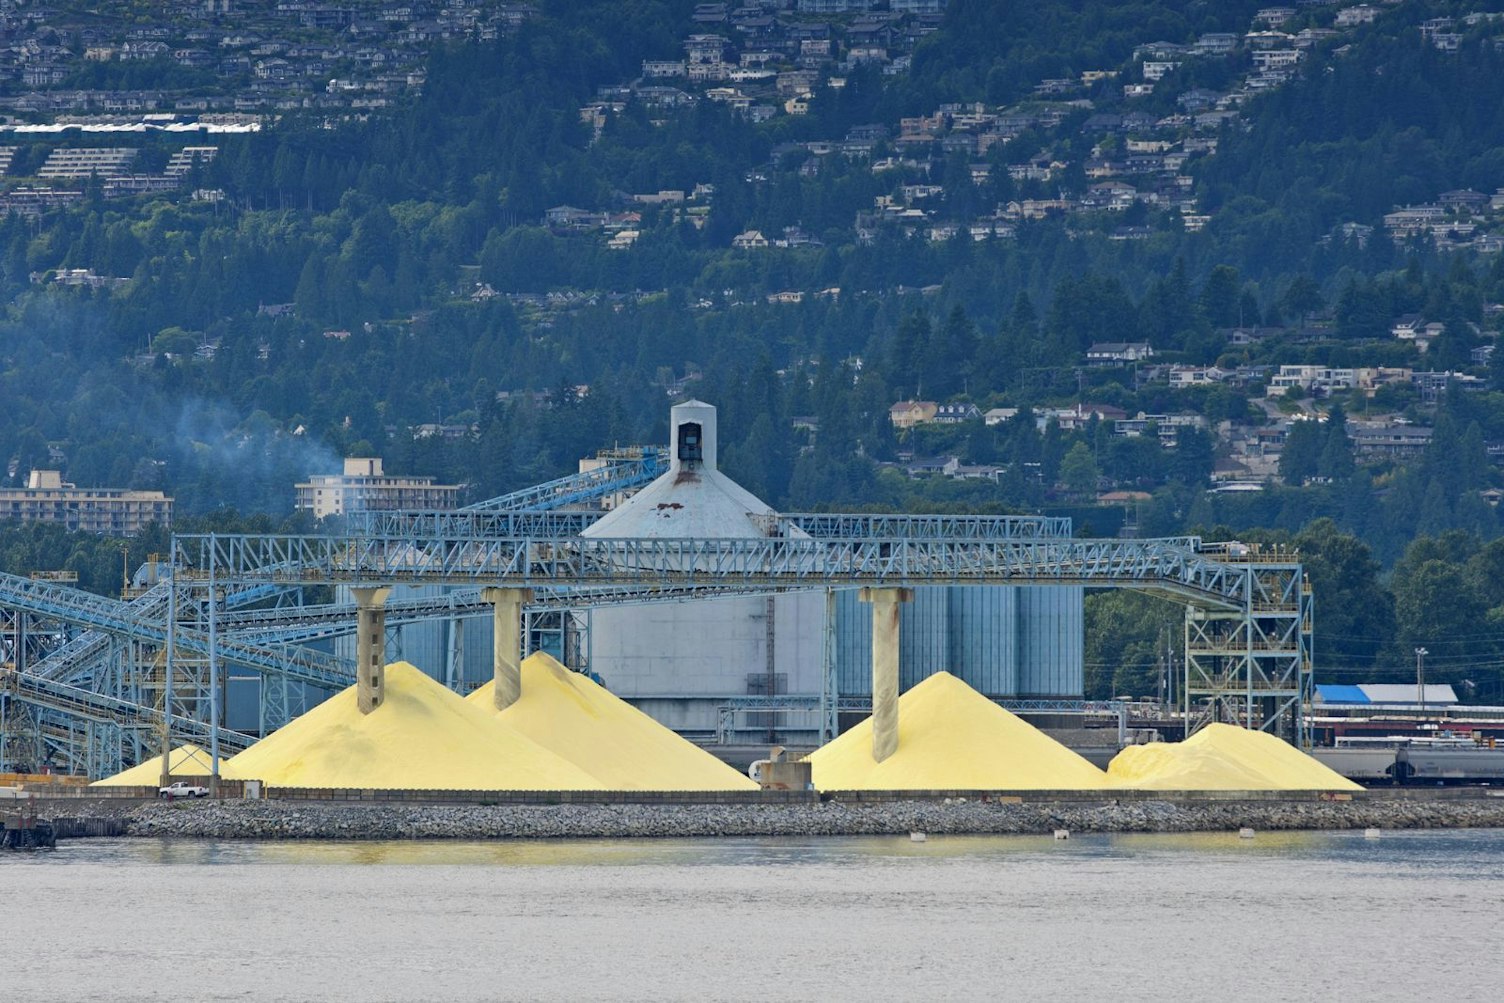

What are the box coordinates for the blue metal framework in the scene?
[340,510,1082,542]
[0,572,350,690]
[462,447,667,512]
[1183,547,1313,747]
[171,532,1260,611]
[0,459,1313,773]
[777,513,1075,540]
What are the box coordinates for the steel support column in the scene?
[860,586,912,763]
[482,587,532,711]
[352,587,392,714]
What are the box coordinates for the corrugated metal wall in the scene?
[835,585,1079,699]
[949,585,1020,696]
[1017,585,1084,697]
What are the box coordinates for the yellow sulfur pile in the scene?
[805,671,1109,790]
[467,652,758,791]
[93,743,218,786]
[1108,723,1362,791]
[220,661,600,790]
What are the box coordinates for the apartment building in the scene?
[0,470,172,535]
[294,457,461,518]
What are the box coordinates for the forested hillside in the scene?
[5,0,1504,695]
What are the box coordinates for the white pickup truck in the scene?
[158,781,210,799]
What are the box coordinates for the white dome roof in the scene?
[581,400,805,540]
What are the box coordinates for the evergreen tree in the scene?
[1059,441,1099,497]
[931,305,980,397]
[1169,426,1214,487]
[1278,274,1323,328]
[1279,418,1323,486]
[1317,404,1355,481]
[1198,265,1241,328]
[888,312,933,398]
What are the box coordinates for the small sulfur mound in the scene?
[1108,723,1363,791]
[92,743,218,786]
[468,652,758,791]
[804,671,1110,791]
[220,661,600,790]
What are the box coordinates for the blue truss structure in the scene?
[0,457,1313,774]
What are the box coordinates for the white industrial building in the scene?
[333,400,1085,747]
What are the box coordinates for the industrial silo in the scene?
[334,399,1085,746]
[577,400,1085,744]
[579,400,827,741]
[833,585,1083,702]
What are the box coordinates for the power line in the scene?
[1319,629,1504,645]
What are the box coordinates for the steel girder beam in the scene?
[461,448,668,513]
[351,510,1084,542]
[173,533,1258,610]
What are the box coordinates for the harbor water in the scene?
[6,829,1503,1001]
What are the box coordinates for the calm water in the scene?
[5,830,1503,1001]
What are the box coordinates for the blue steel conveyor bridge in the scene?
[0,449,1309,777]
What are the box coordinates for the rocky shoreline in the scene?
[95,795,1504,840]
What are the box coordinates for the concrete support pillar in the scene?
[860,586,912,763]
[482,586,533,711]
[353,587,392,715]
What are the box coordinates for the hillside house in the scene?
[1391,314,1426,339]
[1036,403,1128,431]
[1082,182,1137,210]
[731,229,769,249]
[889,400,938,428]
[1086,342,1154,366]
[545,205,605,230]
[1168,365,1228,387]
[1115,412,1207,443]
[1350,423,1432,459]
[1439,189,1489,213]
[984,407,1019,426]
[1267,365,1354,396]
[933,402,981,423]
[1334,5,1379,27]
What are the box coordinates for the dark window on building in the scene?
[678,422,703,463]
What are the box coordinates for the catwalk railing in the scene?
[344,510,1081,541]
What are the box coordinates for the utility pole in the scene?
[1415,647,1428,717]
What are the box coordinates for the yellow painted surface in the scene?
[221,661,601,790]
[468,652,758,791]
[805,671,1109,790]
[1108,723,1363,791]
[92,744,218,786]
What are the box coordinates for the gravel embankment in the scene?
[112,796,1504,840]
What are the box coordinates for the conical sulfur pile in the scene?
[221,661,600,790]
[805,671,1109,790]
[468,652,758,791]
[93,743,218,786]
[1108,723,1362,791]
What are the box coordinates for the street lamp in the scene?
[1415,647,1428,716]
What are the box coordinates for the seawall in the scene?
[36,791,1504,840]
